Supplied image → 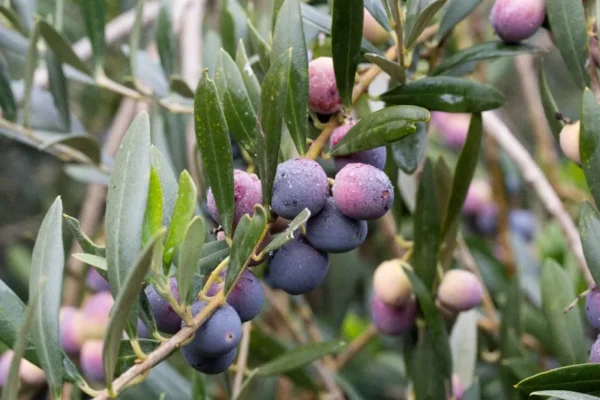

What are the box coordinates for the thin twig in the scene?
[232,322,251,398]
[334,325,378,371]
[482,112,595,287]
[352,46,398,104]
[305,118,340,160]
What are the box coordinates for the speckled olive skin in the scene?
[80,340,104,382]
[332,163,394,220]
[490,0,545,43]
[373,260,412,307]
[430,112,471,150]
[60,307,84,355]
[370,295,417,335]
[437,270,484,312]
[586,289,600,330]
[182,346,238,375]
[265,237,330,295]
[86,268,110,292]
[329,120,387,171]
[227,270,264,322]
[145,277,182,335]
[305,197,368,253]
[183,302,242,356]
[308,57,342,114]
[207,169,262,227]
[271,158,329,219]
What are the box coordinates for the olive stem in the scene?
[333,325,379,371]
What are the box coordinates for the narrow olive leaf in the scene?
[539,65,563,140]
[169,75,193,98]
[364,0,391,30]
[29,197,64,399]
[225,205,269,294]
[129,0,144,81]
[381,77,505,112]
[79,0,105,70]
[22,23,40,128]
[257,49,292,208]
[115,339,160,376]
[462,381,481,400]
[194,70,235,237]
[139,292,159,340]
[0,6,25,36]
[143,168,163,246]
[164,171,197,267]
[364,53,405,82]
[103,229,166,390]
[579,202,600,286]
[220,0,249,56]
[411,159,440,288]
[215,49,258,154]
[436,0,482,40]
[272,0,309,155]
[546,0,588,89]
[63,214,105,257]
[272,0,285,30]
[247,21,271,72]
[330,105,430,155]
[1,293,39,400]
[430,41,541,76]
[192,374,207,400]
[500,277,522,358]
[156,0,175,77]
[581,90,600,208]
[441,113,482,237]
[72,254,107,275]
[38,134,101,165]
[541,259,587,365]
[450,310,477,389]
[62,355,87,386]
[516,364,600,394]
[332,0,363,106]
[531,391,600,400]
[405,0,446,49]
[391,123,427,174]
[404,268,453,381]
[262,208,311,254]
[0,53,17,121]
[151,146,178,228]
[46,50,70,131]
[106,112,151,298]
[0,280,38,366]
[256,340,346,376]
[235,40,261,111]
[192,242,231,296]
[412,329,448,400]
[38,20,92,76]
[177,216,206,306]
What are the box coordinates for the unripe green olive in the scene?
[559,121,580,164]
[373,259,413,307]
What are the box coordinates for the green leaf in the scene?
[177,216,206,306]
[332,0,363,106]
[106,112,151,299]
[139,291,159,341]
[143,168,163,246]
[441,113,482,237]
[391,122,427,174]
[194,70,235,237]
[29,197,64,399]
[412,329,448,400]
[364,53,405,82]
[580,202,600,286]
[72,254,107,276]
[431,41,541,76]
[115,339,160,376]
[192,372,207,400]
[128,0,144,83]
[500,277,522,358]
[581,89,600,208]
[531,390,600,400]
[256,340,346,376]
[103,228,166,390]
[546,0,588,89]
[272,0,309,155]
[46,50,70,131]
[61,355,87,386]
[516,364,600,394]
[156,0,175,77]
[63,214,105,257]
[272,0,285,30]
[463,381,481,400]
[1,293,38,400]
[381,77,505,112]
[164,171,197,268]
[22,23,40,129]
[225,205,268,293]
[215,49,258,154]
[38,20,92,76]
[450,310,477,389]
[330,105,430,155]
[0,280,38,366]
[364,0,391,30]
[247,21,271,72]
[411,159,440,288]
[540,65,563,140]
[220,0,248,56]
[192,242,231,297]
[257,49,292,208]
[262,208,311,254]
[79,0,105,70]
[203,29,222,78]
[541,259,587,365]
[436,0,482,40]
[404,268,453,380]
[405,0,446,49]
[169,75,193,98]
[38,134,101,165]
[235,40,261,111]
[0,53,16,121]
[151,146,178,228]
[0,6,25,36]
